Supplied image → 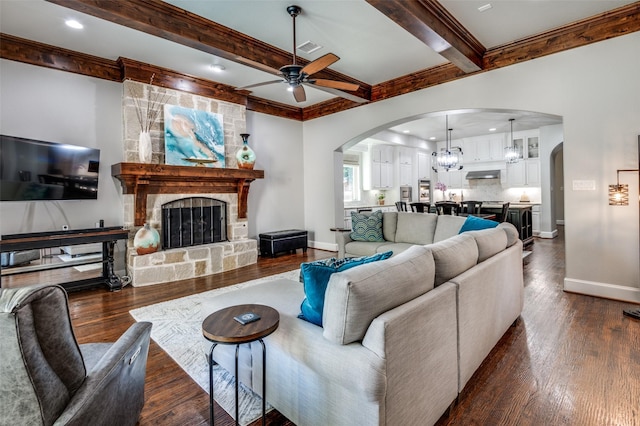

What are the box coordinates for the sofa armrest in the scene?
[334,229,352,258]
[55,322,152,426]
[362,282,458,426]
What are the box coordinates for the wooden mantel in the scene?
[111,163,264,226]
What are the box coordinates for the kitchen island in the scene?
[481,203,534,246]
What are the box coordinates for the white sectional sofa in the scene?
[200,221,524,426]
[337,211,475,259]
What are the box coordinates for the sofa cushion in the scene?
[382,212,398,242]
[299,251,393,326]
[350,211,385,242]
[468,228,508,262]
[459,215,499,233]
[375,242,416,256]
[344,241,392,257]
[433,215,467,242]
[323,245,436,345]
[394,212,437,245]
[430,233,479,286]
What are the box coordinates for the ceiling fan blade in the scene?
[311,79,359,92]
[300,53,339,76]
[292,85,306,102]
[235,80,283,90]
[234,56,281,76]
[303,83,369,104]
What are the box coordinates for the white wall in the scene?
[0,61,306,243]
[303,33,640,302]
[0,60,124,233]
[246,111,305,238]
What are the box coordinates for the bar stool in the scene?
[395,201,408,212]
[435,201,460,215]
[460,201,483,214]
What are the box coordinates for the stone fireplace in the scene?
[117,81,263,287]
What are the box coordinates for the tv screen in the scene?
[0,135,100,201]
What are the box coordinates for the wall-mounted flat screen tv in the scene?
[0,135,100,201]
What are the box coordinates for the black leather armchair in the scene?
[0,284,152,426]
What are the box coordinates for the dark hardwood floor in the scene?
[64,227,639,426]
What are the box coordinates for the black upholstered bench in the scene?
[259,229,308,257]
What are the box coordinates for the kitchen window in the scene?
[343,164,361,202]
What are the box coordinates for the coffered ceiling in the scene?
[1,0,638,134]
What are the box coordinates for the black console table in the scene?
[0,227,129,292]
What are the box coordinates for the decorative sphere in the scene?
[134,223,160,255]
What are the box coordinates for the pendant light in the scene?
[431,115,463,173]
[504,118,520,164]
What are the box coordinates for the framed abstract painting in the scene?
[164,104,225,167]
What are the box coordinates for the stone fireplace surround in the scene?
[120,81,261,287]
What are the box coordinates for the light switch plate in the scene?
[572,180,596,191]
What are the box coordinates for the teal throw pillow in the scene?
[350,210,385,242]
[459,215,499,233]
[298,251,393,326]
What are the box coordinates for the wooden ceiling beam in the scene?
[0,33,121,81]
[366,0,484,73]
[45,0,371,101]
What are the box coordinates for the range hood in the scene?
[465,170,501,180]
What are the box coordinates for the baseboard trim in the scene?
[564,278,640,303]
[538,229,558,239]
[309,240,338,253]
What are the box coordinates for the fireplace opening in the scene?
[161,197,227,249]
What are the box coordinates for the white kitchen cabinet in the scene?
[417,152,431,180]
[398,147,413,165]
[507,159,540,187]
[399,163,412,186]
[437,169,463,189]
[463,134,505,163]
[371,145,394,164]
[366,145,394,189]
[512,130,539,160]
[372,162,393,188]
[532,204,541,236]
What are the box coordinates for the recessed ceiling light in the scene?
[489,128,497,132]
[210,64,225,72]
[65,19,83,29]
[403,130,410,134]
[429,136,436,140]
[478,3,492,12]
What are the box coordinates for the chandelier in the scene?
[431,115,463,173]
[504,118,520,164]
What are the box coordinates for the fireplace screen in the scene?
[161,197,227,249]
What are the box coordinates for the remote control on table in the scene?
[234,312,261,325]
[623,308,640,320]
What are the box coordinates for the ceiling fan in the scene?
[235,5,368,104]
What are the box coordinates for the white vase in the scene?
[138,131,152,163]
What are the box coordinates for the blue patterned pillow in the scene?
[298,251,393,326]
[350,210,385,242]
[459,215,499,233]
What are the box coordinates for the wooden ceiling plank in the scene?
[366,0,484,73]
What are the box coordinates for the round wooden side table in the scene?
[202,304,279,426]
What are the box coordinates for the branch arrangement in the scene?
[129,74,171,132]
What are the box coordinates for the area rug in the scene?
[129,269,300,426]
